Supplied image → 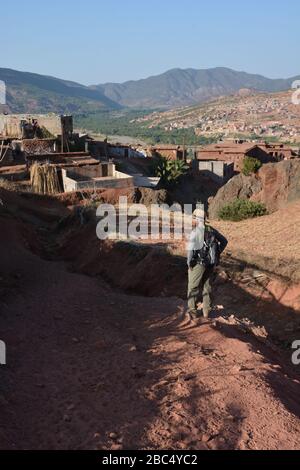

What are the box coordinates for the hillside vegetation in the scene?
[0,68,120,114]
[95,67,300,109]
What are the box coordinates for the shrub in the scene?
[242,157,262,176]
[153,156,189,188]
[218,199,267,222]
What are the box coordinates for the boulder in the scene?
[209,160,300,219]
[252,160,300,212]
[209,173,261,219]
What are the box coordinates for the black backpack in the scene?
[193,227,220,267]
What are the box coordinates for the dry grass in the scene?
[213,201,300,282]
[30,163,61,195]
[136,201,300,282]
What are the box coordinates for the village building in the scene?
[62,162,134,192]
[195,141,287,172]
[0,114,73,140]
[256,142,295,160]
[192,159,234,184]
[0,111,161,192]
[150,144,186,161]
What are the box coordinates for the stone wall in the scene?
[0,114,62,138]
[62,167,134,193]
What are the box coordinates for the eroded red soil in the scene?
[1,189,300,450]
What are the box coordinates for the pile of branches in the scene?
[23,139,54,156]
[30,163,61,195]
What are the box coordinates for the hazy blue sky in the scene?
[2,0,299,84]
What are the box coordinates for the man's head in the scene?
[193,205,208,227]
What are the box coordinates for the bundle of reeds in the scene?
[30,163,61,195]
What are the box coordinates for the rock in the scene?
[209,173,261,219]
[111,444,123,450]
[232,365,243,373]
[216,271,229,285]
[255,161,300,212]
[201,433,215,443]
[252,270,265,279]
[209,160,300,219]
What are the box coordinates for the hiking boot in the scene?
[187,310,198,321]
[197,316,211,325]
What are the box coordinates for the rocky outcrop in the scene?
[209,160,300,219]
[252,160,300,212]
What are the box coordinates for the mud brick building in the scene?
[257,143,295,160]
[150,144,186,161]
[0,114,72,139]
[196,142,284,172]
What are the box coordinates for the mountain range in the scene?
[0,66,299,113]
[95,68,300,109]
[0,68,120,114]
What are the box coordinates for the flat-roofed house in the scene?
[196,142,279,172]
[150,144,186,161]
[256,142,295,160]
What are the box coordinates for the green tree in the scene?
[242,157,262,176]
[153,156,189,188]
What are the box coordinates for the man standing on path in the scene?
[187,206,228,323]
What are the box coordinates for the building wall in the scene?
[62,168,134,192]
[88,141,108,159]
[22,139,56,155]
[133,176,160,188]
[246,147,277,164]
[0,114,62,138]
[257,145,293,160]
[157,149,179,160]
[193,160,234,183]
[67,163,115,180]
[0,146,13,166]
[196,144,280,172]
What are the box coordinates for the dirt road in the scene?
[1,215,300,450]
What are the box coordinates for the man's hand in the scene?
[189,259,197,269]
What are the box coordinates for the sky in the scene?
[1,0,300,85]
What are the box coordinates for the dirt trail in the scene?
[1,214,300,450]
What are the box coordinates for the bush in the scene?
[153,156,189,189]
[218,199,267,222]
[242,157,262,176]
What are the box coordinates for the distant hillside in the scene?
[94,67,300,109]
[2,66,299,116]
[76,89,300,146]
[0,68,120,114]
[131,89,300,144]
